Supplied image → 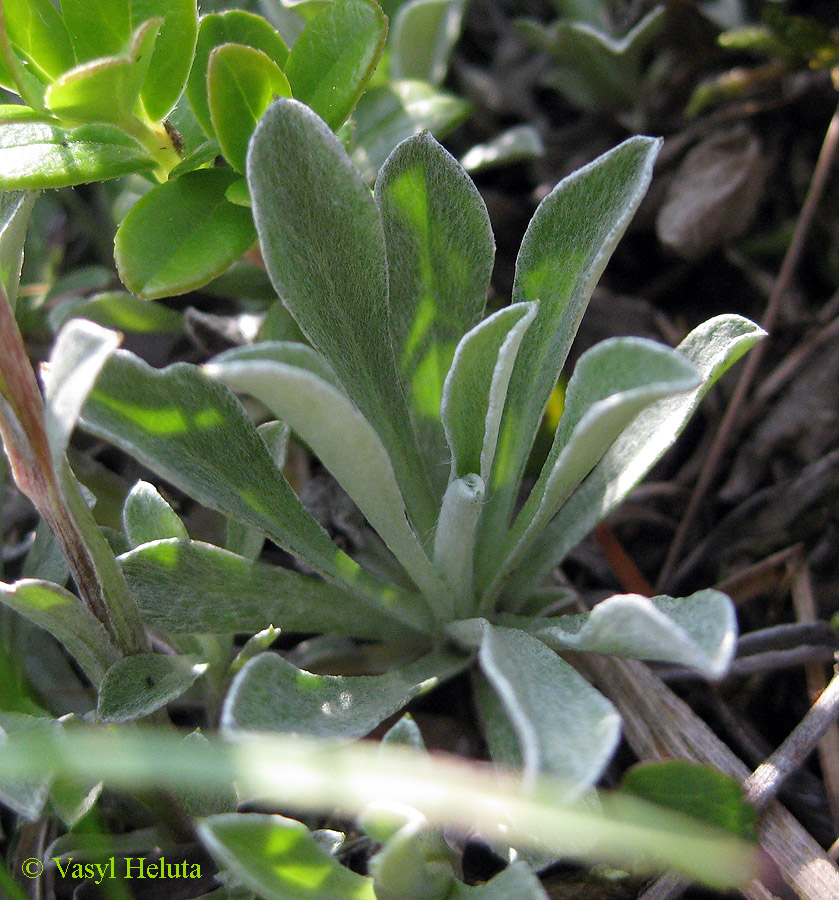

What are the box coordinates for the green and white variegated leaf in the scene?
[123,480,188,548]
[222,649,468,739]
[503,590,737,679]
[0,714,58,820]
[0,191,36,311]
[441,302,537,482]
[0,579,121,687]
[375,132,494,494]
[450,621,620,792]
[119,539,430,639]
[97,654,209,723]
[247,98,436,537]
[198,813,376,900]
[502,315,765,605]
[479,137,661,555]
[205,352,446,606]
[226,420,289,560]
[486,338,699,595]
[390,0,464,86]
[81,350,417,613]
[41,320,121,469]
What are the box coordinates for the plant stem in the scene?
[120,116,181,181]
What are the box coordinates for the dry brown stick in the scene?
[577,654,839,900]
[786,561,839,832]
[656,95,839,590]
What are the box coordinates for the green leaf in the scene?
[187,9,289,139]
[97,653,208,722]
[452,621,620,790]
[175,731,238,818]
[489,339,699,593]
[0,727,762,888]
[122,480,188,547]
[503,315,765,604]
[114,168,256,299]
[0,121,156,189]
[460,125,544,174]
[247,99,435,536]
[390,0,464,86]
[130,0,199,121]
[0,104,54,123]
[351,81,471,182]
[222,649,467,738]
[1,0,75,84]
[502,589,737,678]
[369,817,454,900]
[0,713,57,819]
[168,138,221,178]
[206,348,445,607]
[479,136,661,557]
[50,291,184,335]
[432,474,483,617]
[198,813,376,900]
[451,862,549,900]
[0,579,121,687]
[81,351,426,620]
[41,319,122,470]
[120,538,428,639]
[208,43,291,173]
[226,420,287,560]
[60,0,132,62]
[620,761,758,841]
[285,0,387,130]
[0,190,36,312]
[441,303,537,482]
[375,131,494,492]
[45,18,160,125]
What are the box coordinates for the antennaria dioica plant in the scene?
[0,91,765,899]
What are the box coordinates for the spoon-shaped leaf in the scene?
[247,98,435,535]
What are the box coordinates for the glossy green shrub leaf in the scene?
[0,121,156,189]
[503,315,766,604]
[188,10,288,139]
[45,18,160,125]
[168,138,220,178]
[208,44,291,174]
[222,649,467,738]
[114,168,256,299]
[285,0,387,131]
[375,131,494,491]
[492,339,699,588]
[479,136,661,554]
[80,352,427,622]
[0,190,35,311]
[41,319,121,469]
[199,813,376,900]
[206,348,445,605]
[0,579,121,687]
[441,303,537,482]
[390,0,463,86]
[122,480,188,547]
[351,81,471,181]
[0,0,75,85]
[503,589,737,678]
[120,538,428,639]
[456,623,620,789]
[60,0,132,62]
[620,761,758,841]
[247,99,435,535]
[97,653,208,722]
[131,0,199,121]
